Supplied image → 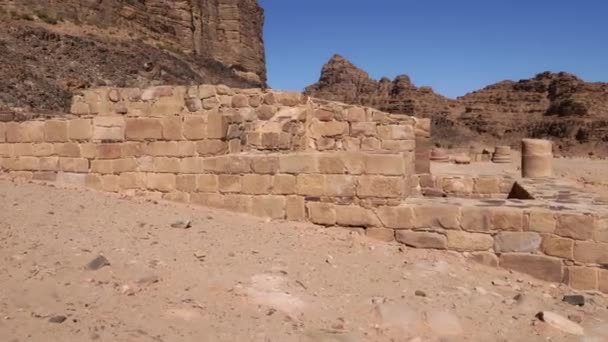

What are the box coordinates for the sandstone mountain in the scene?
[0,0,266,113]
[305,55,608,156]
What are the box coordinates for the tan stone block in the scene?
[59,158,89,173]
[91,160,114,174]
[39,157,59,171]
[307,202,336,225]
[120,142,146,157]
[176,174,197,192]
[378,124,415,140]
[146,141,178,156]
[218,174,241,193]
[350,122,377,137]
[232,94,249,108]
[357,176,404,198]
[196,140,227,156]
[93,117,125,141]
[197,174,218,193]
[56,172,86,186]
[222,194,253,213]
[153,157,181,173]
[565,267,598,291]
[32,171,57,182]
[361,137,381,151]
[67,119,93,141]
[396,231,447,249]
[318,154,345,174]
[278,154,319,174]
[198,85,216,99]
[461,206,492,232]
[205,155,250,174]
[447,231,493,251]
[314,109,334,121]
[342,152,365,174]
[470,252,499,267]
[13,156,40,171]
[335,205,381,227]
[366,227,395,242]
[574,241,608,264]
[183,115,207,140]
[176,141,196,156]
[499,253,563,282]
[207,112,228,139]
[381,140,415,152]
[44,120,68,142]
[12,143,34,156]
[252,195,286,219]
[364,154,405,175]
[6,122,44,142]
[31,143,54,157]
[474,177,501,194]
[95,143,122,159]
[286,196,306,221]
[376,206,415,229]
[113,158,137,173]
[272,174,296,194]
[162,191,191,203]
[161,116,183,140]
[84,173,103,190]
[0,123,5,142]
[310,120,349,137]
[191,192,224,208]
[242,174,272,195]
[180,157,204,173]
[54,143,81,157]
[594,218,608,243]
[556,213,595,240]
[442,177,474,194]
[250,156,279,174]
[296,174,325,196]
[414,205,461,229]
[8,171,33,180]
[325,175,356,197]
[600,269,608,294]
[494,232,541,253]
[125,118,162,141]
[343,137,361,151]
[526,210,556,233]
[100,174,120,192]
[0,143,12,156]
[542,235,574,259]
[345,107,366,122]
[119,172,146,189]
[147,173,176,192]
[491,208,523,231]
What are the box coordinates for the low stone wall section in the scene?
[413,174,516,198]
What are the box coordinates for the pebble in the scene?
[171,220,192,229]
[415,290,427,297]
[85,255,110,271]
[48,315,67,324]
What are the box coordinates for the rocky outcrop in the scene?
[0,0,266,112]
[305,55,608,156]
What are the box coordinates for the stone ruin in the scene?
[1,84,607,293]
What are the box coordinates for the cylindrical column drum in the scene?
[430,148,449,163]
[492,146,512,163]
[521,139,553,178]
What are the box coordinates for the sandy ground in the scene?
[1,179,608,342]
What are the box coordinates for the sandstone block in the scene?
[499,253,563,282]
[366,227,395,242]
[494,232,541,253]
[242,174,272,194]
[542,236,574,259]
[205,155,250,174]
[191,192,224,208]
[12,143,33,156]
[442,177,474,194]
[474,177,501,194]
[357,176,403,198]
[44,120,68,142]
[232,94,249,108]
[32,171,57,182]
[335,205,381,227]
[345,107,366,122]
[59,158,89,173]
[198,85,216,99]
[307,202,336,225]
[314,109,334,121]
[376,206,415,229]
[119,172,146,189]
[350,122,377,137]
[67,119,93,141]
[364,154,405,176]
[272,174,296,194]
[100,175,120,193]
[0,143,12,156]
[176,174,197,192]
[125,118,162,141]
[279,154,319,174]
[573,241,608,264]
[218,175,241,193]
[414,205,460,230]
[96,143,122,159]
[93,117,125,141]
[600,270,608,294]
[56,172,86,187]
[147,173,176,192]
[6,122,45,143]
[461,207,491,232]
[296,174,325,196]
[39,157,59,171]
[197,174,219,193]
[161,116,183,140]
[447,231,493,251]
[196,140,227,156]
[342,152,365,174]
[120,142,145,157]
[32,143,54,157]
[207,112,229,139]
[0,123,5,142]
[146,141,178,156]
[252,196,286,219]
[491,208,523,231]
[54,143,81,157]
[565,267,598,291]
[361,137,381,151]
[396,231,447,249]
[11,156,39,171]
[310,120,349,137]
[91,160,114,174]
[377,124,415,140]
[286,196,306,221]
[318,154,346,174]
[113,158,137,173]
[325,175,356,197]
[153,157,181,173]
[162,191,191,203]
[470,252,499,267]
[222,194,253,214]
[180,157,204,173]
[526,210,556,233]
[556,213,595,240]
[381,140,416,152]
[183,115,207,140]
[251,156,279,174]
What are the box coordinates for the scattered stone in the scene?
[415,290,427,297]
[563,294,585,306]
[136,275,160,286]
[171,220,192,229]
[491,279,508,287]
[193,251,206,261]
[48,315,67,324]
[536,311,584,336]
[85,255,110,271]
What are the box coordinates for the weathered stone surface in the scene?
[335,205,381,227]
[461,207,491,232]
[573,241,608,264]
[218,175,242,193]
[447,231,493,252]
[376,206,415,229]
[295,174,325,196]
[125,119,162,141]
[565,266,598,291]
[493,232,541,253]
[556,213,595,240]
[395,231,447,249]
[499,253,563,282]
[146,173,176,192]
[542,236,574,259]
[307,202,336,226]
[357,176,403,198]
[470,252,499,267]
[242,175,272,195]
[252,196,286,219]
[364,154,405,176]
[366,228,395,242]
[286,196,306,221]
[324,175,356,197]
[491,208,523,231]
[414,205,460,230]
[526,210,556,233]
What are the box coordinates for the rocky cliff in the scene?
[306,55,608,156]
[0,0,266,112]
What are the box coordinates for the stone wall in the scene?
[413,174,516,198]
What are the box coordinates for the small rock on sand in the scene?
[85,255,110,271]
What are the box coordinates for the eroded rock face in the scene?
[305,55,608,156]
[0,0,266,112]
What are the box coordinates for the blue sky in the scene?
[258,0,608,98]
